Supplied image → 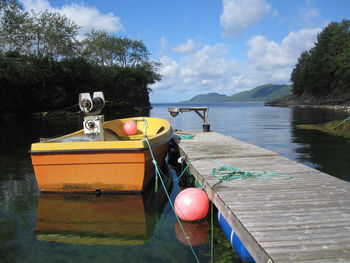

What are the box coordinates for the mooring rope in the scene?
[332,116,350,129]
[173,161,191,181]
[177,134,196,140]
[208,158,292,188]
[143,136,200,263]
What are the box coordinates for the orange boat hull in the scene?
[31,142,168,193]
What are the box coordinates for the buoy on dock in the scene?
[217,210,255,262]
[174,220,209,246]
[123,121,137,136]
[174,188,209,221]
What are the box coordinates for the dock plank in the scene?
[175,131,350,263]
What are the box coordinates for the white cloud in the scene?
[21,0,50,10]
[220,0,271,37]
[151,44,240,95]
[151,28,321,102]
[246,27,321,83]
[172,39,197,54]
[20,0,124,37]
[181,44,238,79]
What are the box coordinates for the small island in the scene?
[0,1,160,122]
[266,20,350,113]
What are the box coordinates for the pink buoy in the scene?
[174,188,209,221]
[122,121,137,136]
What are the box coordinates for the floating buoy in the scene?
[217,210,255,262]
[174,220,209,246]
[122,121,137,136]
[174,188,209,221]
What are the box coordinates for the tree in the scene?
[0,0,32,53]
[291,51,310,96]
[0,1,161,114]
[81,30,110,65]
[31,10,80,59]
[82,30,150,67]
[291,20,350,97]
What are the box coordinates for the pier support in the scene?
[168,107,210,132]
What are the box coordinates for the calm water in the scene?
[1,102,349,263]
[151,102,350,181]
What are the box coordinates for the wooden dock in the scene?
[175,131,350,263]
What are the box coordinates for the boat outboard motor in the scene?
[78,92,105,141]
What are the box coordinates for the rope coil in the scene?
[178,134,196,140]
[208,159,292,187]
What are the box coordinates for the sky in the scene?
[19,0,350,103]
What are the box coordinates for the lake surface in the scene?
[151,102,350,181]
[1,102,349,263]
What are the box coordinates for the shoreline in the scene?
[265,94,350,113]
[0,102,152,123]
[265,102,350,113]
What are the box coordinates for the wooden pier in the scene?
[175,131,350,263]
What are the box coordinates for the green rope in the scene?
[172,161,190,181]
[207,158,292,262]
[143,136,200,263]
[208,158,292,188]
[177,134,196,140]
[332,116,350,129]
[142,117,148,135]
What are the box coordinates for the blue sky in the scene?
[20,0,350,102]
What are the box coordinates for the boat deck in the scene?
[175,131,350,263]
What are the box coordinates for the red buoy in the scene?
[122,121,137,136]
[174,188,209,221]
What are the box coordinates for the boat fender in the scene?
[217,211,255,262]
[177,156,186,164]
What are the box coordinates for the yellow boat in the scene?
[30,117,172,193]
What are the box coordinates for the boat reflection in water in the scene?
[35,183,171,246]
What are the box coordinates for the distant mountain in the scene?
[182,84,291,103]
[186,92,230,103]
[228,84,291,101]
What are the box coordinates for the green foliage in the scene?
[291,20,350,97]
[0,0,160,114]
[31,10,80,59]
[81,30,150,67]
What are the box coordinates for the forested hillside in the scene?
[184,84,291,103]
[0,0,160,118]
[291,20,350,101]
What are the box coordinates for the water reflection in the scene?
[35,193,162,246]
[174,220,209,246]
[291,108,350,181]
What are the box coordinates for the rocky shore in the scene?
[265,94,350,113]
